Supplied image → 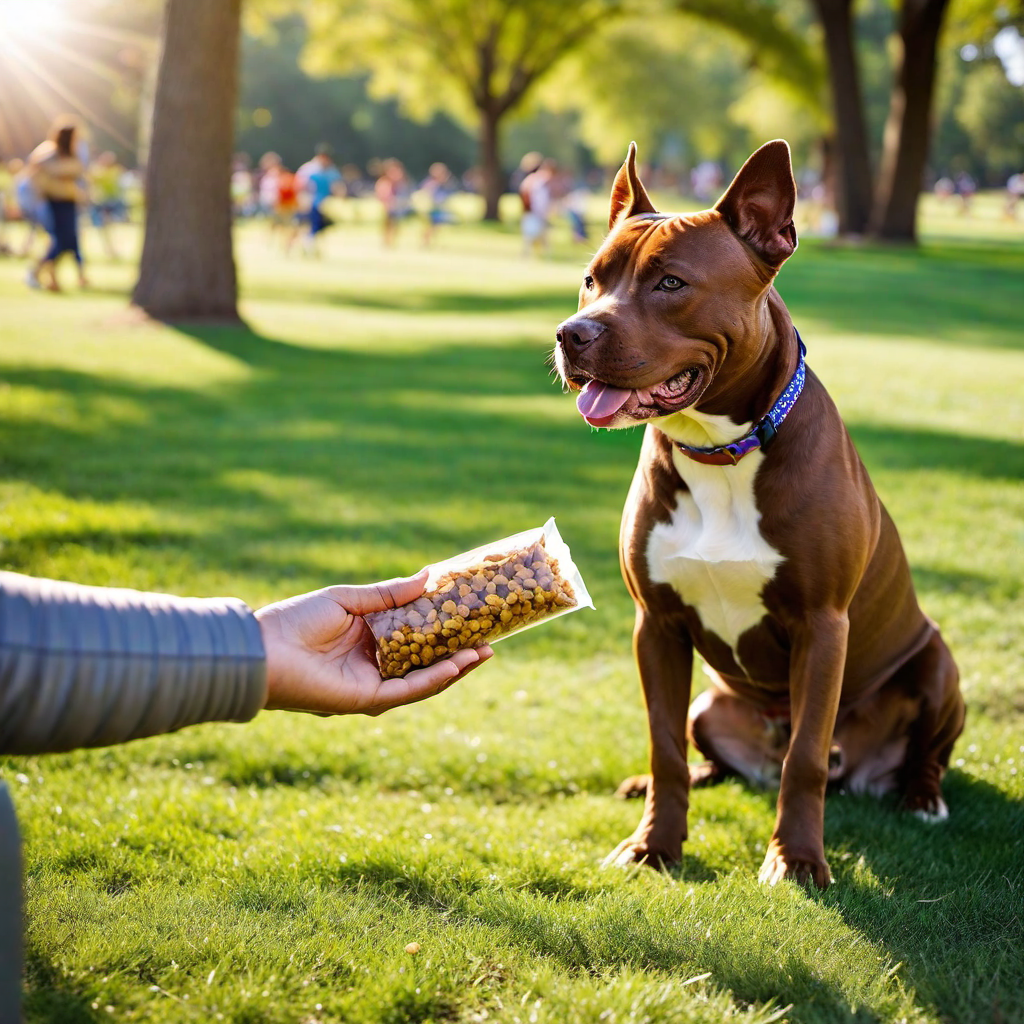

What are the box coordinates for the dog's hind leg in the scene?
[687,687,789,789]
[835,630,964,820]
[895,631,964,820]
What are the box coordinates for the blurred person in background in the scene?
[257,151,300,251]
[296,144,344,256]
[690,160,722,203]
[1004,172,1023,220]
[419,161,456,247]
[9,158,46,258]
[375,158,413,248]
[565,177,589,244]
[461,165,483,196]
[26,118,88,292]
[89,150,126,261]
[341,163,367,221]
[511,151,542,195]
[231,153,255,218]
[519,157,557,258]
[256,151,283,217]
[955,170,976,216]
[273,163,302,252]
[0,159,14,255]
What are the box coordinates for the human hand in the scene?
[256,571,493,716]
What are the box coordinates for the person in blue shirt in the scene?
[296,144,343,255]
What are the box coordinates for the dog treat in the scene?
[366,518,592,679]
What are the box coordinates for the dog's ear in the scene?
[608,142,657,231]
[715,139,797,269]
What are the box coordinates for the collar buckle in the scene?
[753,417,778,450]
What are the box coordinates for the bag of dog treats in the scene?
[366,517,593,679]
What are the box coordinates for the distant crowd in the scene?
[0,120,600,292]
[226,144,468,253]
[4,117,1022,292]
[229,144,597,257]
[933,169,1024,218]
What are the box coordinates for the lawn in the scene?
[1,206,1023,1024]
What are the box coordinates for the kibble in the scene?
[368,539,578,679]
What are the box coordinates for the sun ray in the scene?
[2,37,135,149]
[29,34,126,88]
[57,19,156,50]
[0,1,158,154]
[0,44,68,125]
[0,93,32,155]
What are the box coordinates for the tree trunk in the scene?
[869,0,949,241]
[132,0,241,321]
[479,107,504,222]
[812,0,874,235]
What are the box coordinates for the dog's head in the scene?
[554,140,798,429]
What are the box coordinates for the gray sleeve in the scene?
[0,571,267,755]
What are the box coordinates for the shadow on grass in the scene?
[251,283,575,316]
[1,321,1018,533]
[158,738,623,804]
[317,854,890,1024]
[848,421,1024,482]
[1,527,196,565]
[0,324,641,592]
[819,770,1024,1024]
[911,565,1020,602]
[24,948,102,1024]
[779,242,1024,352]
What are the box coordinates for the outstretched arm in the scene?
[0,570,491,755]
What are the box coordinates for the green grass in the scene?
[1,209,1023,1024]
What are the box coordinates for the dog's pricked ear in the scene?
[715,139,797,269]
[608,142,657,231]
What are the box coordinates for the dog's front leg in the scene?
[604,607,693,868]
[759,609,849,889]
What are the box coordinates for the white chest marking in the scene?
[645,410,784,672]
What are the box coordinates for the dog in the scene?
[553,140,965,888]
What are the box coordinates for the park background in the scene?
[1,0,1023,1022]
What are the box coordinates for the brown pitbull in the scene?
[554,140,964,888]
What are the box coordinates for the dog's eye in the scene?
[656,275,686,291]
[583,275,594,289]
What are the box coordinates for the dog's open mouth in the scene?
[568,367,706,427]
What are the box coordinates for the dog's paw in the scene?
[601,837,678,870]
[758,843,832,889]
[688,761,724,788]
[906,794,949,823]
[614,775,650,800]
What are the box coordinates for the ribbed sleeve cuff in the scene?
[0,571,267,755]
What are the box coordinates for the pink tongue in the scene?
[576,380,633,426]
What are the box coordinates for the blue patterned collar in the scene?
[673,330,807,466]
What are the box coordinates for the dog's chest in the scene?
[645,418,784,667]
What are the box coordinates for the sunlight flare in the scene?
[0,0,67,43]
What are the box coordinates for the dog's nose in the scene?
[556,316,606,349]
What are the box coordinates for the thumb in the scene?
[320,569,429,617]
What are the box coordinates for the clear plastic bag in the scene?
[366,517,593,679]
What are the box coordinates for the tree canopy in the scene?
[236,15,476,175]
[286,0,626,216]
